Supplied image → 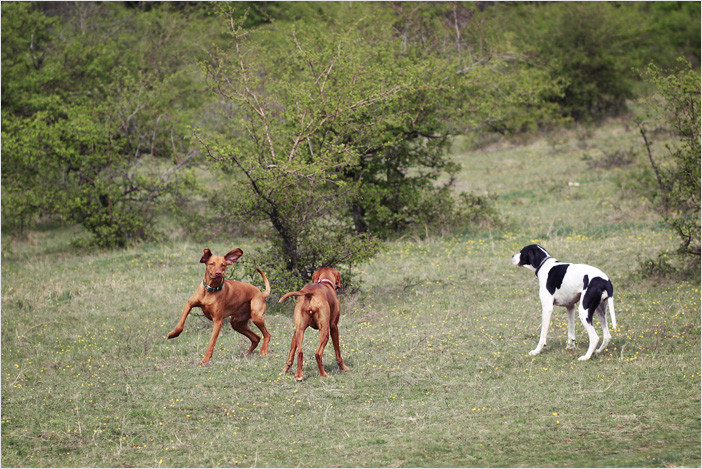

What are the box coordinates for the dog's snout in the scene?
[511,253,520,266]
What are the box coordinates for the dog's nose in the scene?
[511,253,520,265]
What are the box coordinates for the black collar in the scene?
[534,257,553,277]
[203,280,224,292]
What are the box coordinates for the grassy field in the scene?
[2,119,700,467]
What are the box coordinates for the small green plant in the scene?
[638,252,677,279]
[586,147,637,170]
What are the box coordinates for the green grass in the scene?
[2,119,700,467]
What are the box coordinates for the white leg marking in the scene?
[566,305,577,349]
[530,301,553,356]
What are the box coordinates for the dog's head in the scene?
[200,248,243,281]
[312,267,342,290]
[512,244,550,272]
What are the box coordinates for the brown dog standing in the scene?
[279,267,349,381]
[167,248,271,365]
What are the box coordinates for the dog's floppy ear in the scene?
[334,269,342,289]
[200,248,213,263]
[311,269,320,284]
[522,244,547,269]
[519,246,533,268]
[224,248,244,265]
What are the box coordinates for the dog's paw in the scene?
[295,376,304,382]
[528,349,540,356]
[167,330,181,339]
[577,355,591,361]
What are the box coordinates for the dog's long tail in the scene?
[278,288,316,314]
[597,278,616,330]
[603,279,616,330]
[279,290,303,303]
[256,269,271,298]
[608,296,616,330]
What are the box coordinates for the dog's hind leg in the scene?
[283,329,299,374]
[595,305,611,354]
[250,299,270,355]
[566,305,577,349]
[293,328,307,382]
[231,319,261,355]
[577,303,599,361]
[315,324,330,378]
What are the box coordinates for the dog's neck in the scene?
[317,278,336,289]
[534,256,553,277]
[203,277,225,292]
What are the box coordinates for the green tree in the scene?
[643,2,701,70]
[1,2,205,246]
[636,59,700,257]
[198,3,561,287]
[1,2,59,232]
[489,2,646,121]
[343,3,562,236]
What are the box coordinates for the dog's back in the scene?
[281,284,337,317]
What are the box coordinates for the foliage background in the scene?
[2,1,699,286]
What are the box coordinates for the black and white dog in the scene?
[512,244,616,361]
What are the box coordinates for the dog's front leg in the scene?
[168,298,197,339]
[530,299,553,356]
[566,305,577,349]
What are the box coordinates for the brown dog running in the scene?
[279,267,349,381]
[167,248,271,365]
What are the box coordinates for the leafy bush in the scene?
[488,3,651,121]
[636,59,700,257]
[643,2,701,69]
